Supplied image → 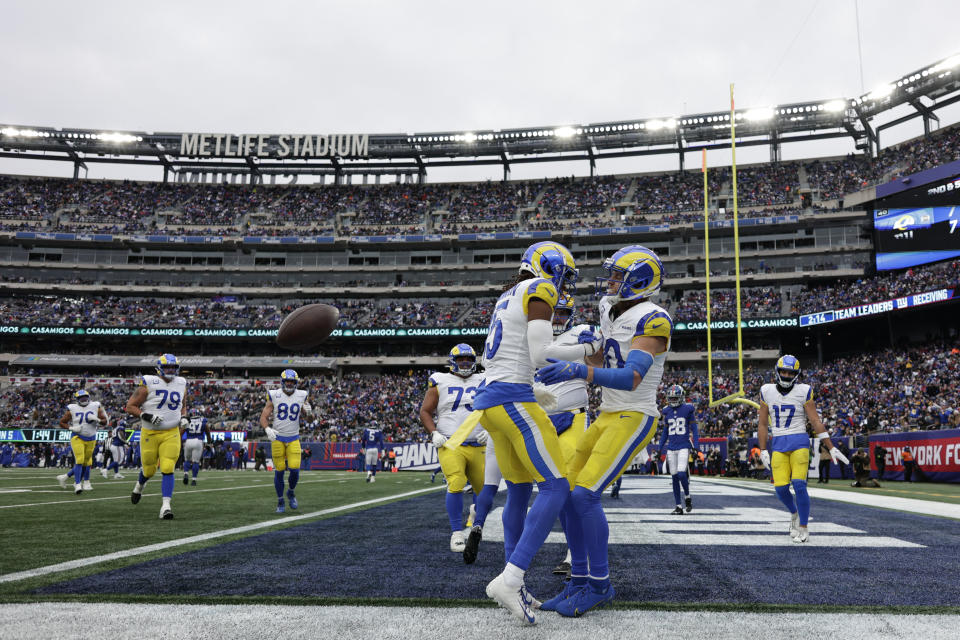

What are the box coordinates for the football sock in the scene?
[274,470,285,498]
[678,471,690,496]
[774,484,797,513]
[671,474,682,506]
[160,473,174,498]
[82,466,91,482]
[67,468,75,478]
[560,496,588,577]
[503,562,525,589]
[571,485,609,581]
[473,483,498,528]
[508,476,569,571]
[445,491,464,533]
[192,462,199,478]
[501,481,533,563]
[792,479,810,526]
[288,468,300,493]
[72,463,83,484]
[138,470,148,486]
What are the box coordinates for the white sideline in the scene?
[696,476,960,520]
[0,485,443,584]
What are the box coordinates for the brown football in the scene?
[276,303,340,350]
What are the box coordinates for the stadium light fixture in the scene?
[744,108,774,122]
[553,126,576,138]
[823,100,846,112]
[99,132,139,143]
[866,84,894,101]
[931,54,960,73]
[1,127,42,137]
[645,119,676,131]
[463,132,477,143]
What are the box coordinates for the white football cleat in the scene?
[521,585,542,610]
[57,474,68,489]
[100,468,108,479]
[160,506,174,520]
[450,530,466,553]
[789,512,800,538]
[114,473,125,479]
[370,475,375,483]
[792,528,810,544]
[82,480,93,491]
[74,484,83,495]
[485,573,536,625]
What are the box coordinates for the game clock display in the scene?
[874,205,960,270]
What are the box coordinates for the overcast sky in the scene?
[2,0,958,182]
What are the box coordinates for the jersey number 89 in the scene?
[277,404,301,421]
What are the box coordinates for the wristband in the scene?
[816,432,830,441]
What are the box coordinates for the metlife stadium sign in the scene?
[799,287,958,327]
[179,133,369,158]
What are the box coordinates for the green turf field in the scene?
[727,475,960,504]
[0,468,442,585]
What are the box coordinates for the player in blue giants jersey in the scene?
[57,390,108,494]
[361,425,385,483]
[758,355,849,543]
[100,419,130,479]
[420,343,487,553]
[464,241,598,625]
[536,245,671,617]
[657,385,699,514]
[126,355,189,519]
[261,370,312,513]
[182,408,210,486]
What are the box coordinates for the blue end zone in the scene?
[35,478,960,606]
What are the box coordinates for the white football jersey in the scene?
[430,371,485,440]
[269,388,309,437]
[67,401,102,439]
[759,383,812,438]
[597,296,672,415]
[482,277,560,385]
[546,323,590,413]
[139,375,187,430]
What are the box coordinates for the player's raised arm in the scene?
[525,289,601,368]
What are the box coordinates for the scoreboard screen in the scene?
[874,205,960,270]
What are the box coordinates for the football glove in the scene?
[86,415,100,425]
[69,424,82,434]
[830,447,850,465]
[179,417,190,429]
[431,430,448,449]
[532,381,559,414]
[264,427,278,441]
[534,358,587,385]
[760,450,771,470]
[476,430,489,446]
[141,412,164,427]
[576,329,603,355]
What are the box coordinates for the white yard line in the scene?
[0,604,957,640]
[0,485,443,584]
[0,477,347,510]
[696,476,960,520]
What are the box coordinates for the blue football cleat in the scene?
[276,499,285,514]
[288,495,298,510]
[556,584,615,617]
[540,581,586,612]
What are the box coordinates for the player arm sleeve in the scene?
[590,349,654,390]
[658,422,669,451]
[690,417,700,450]
[527,319,589,367]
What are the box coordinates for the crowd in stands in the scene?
[671,286,784,322]
[1,124,958,236]
[3,342,955,447]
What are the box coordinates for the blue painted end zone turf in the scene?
[36,480,960,606]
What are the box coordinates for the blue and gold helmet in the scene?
[775,355,801,389]
[155,354,179,380]
[74,389,91,407]
[666,384,685,407]
[448,343,478,377]
[519,241,578,295]
[595,245,664,302]
[280,369,300,394]
[552,294,576,336]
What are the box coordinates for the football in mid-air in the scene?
[276,303,340,350]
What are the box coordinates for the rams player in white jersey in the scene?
[126,354,189,519]
[419,343,487,553]
[57,390,107,494]
[461,241,602,624]
[757,355,848,543]
[260,369,313,514]
[537,245,672,616]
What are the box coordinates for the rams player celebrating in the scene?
[419,343,487,553]
[260,369,313,513]
[537,245,671,616]
[657,384,700,514]
[125,354,189,519]
[757,355,848,543]
[57,390,108,494]
[467,241,601,624]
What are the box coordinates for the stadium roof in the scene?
[1,53,958,181]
